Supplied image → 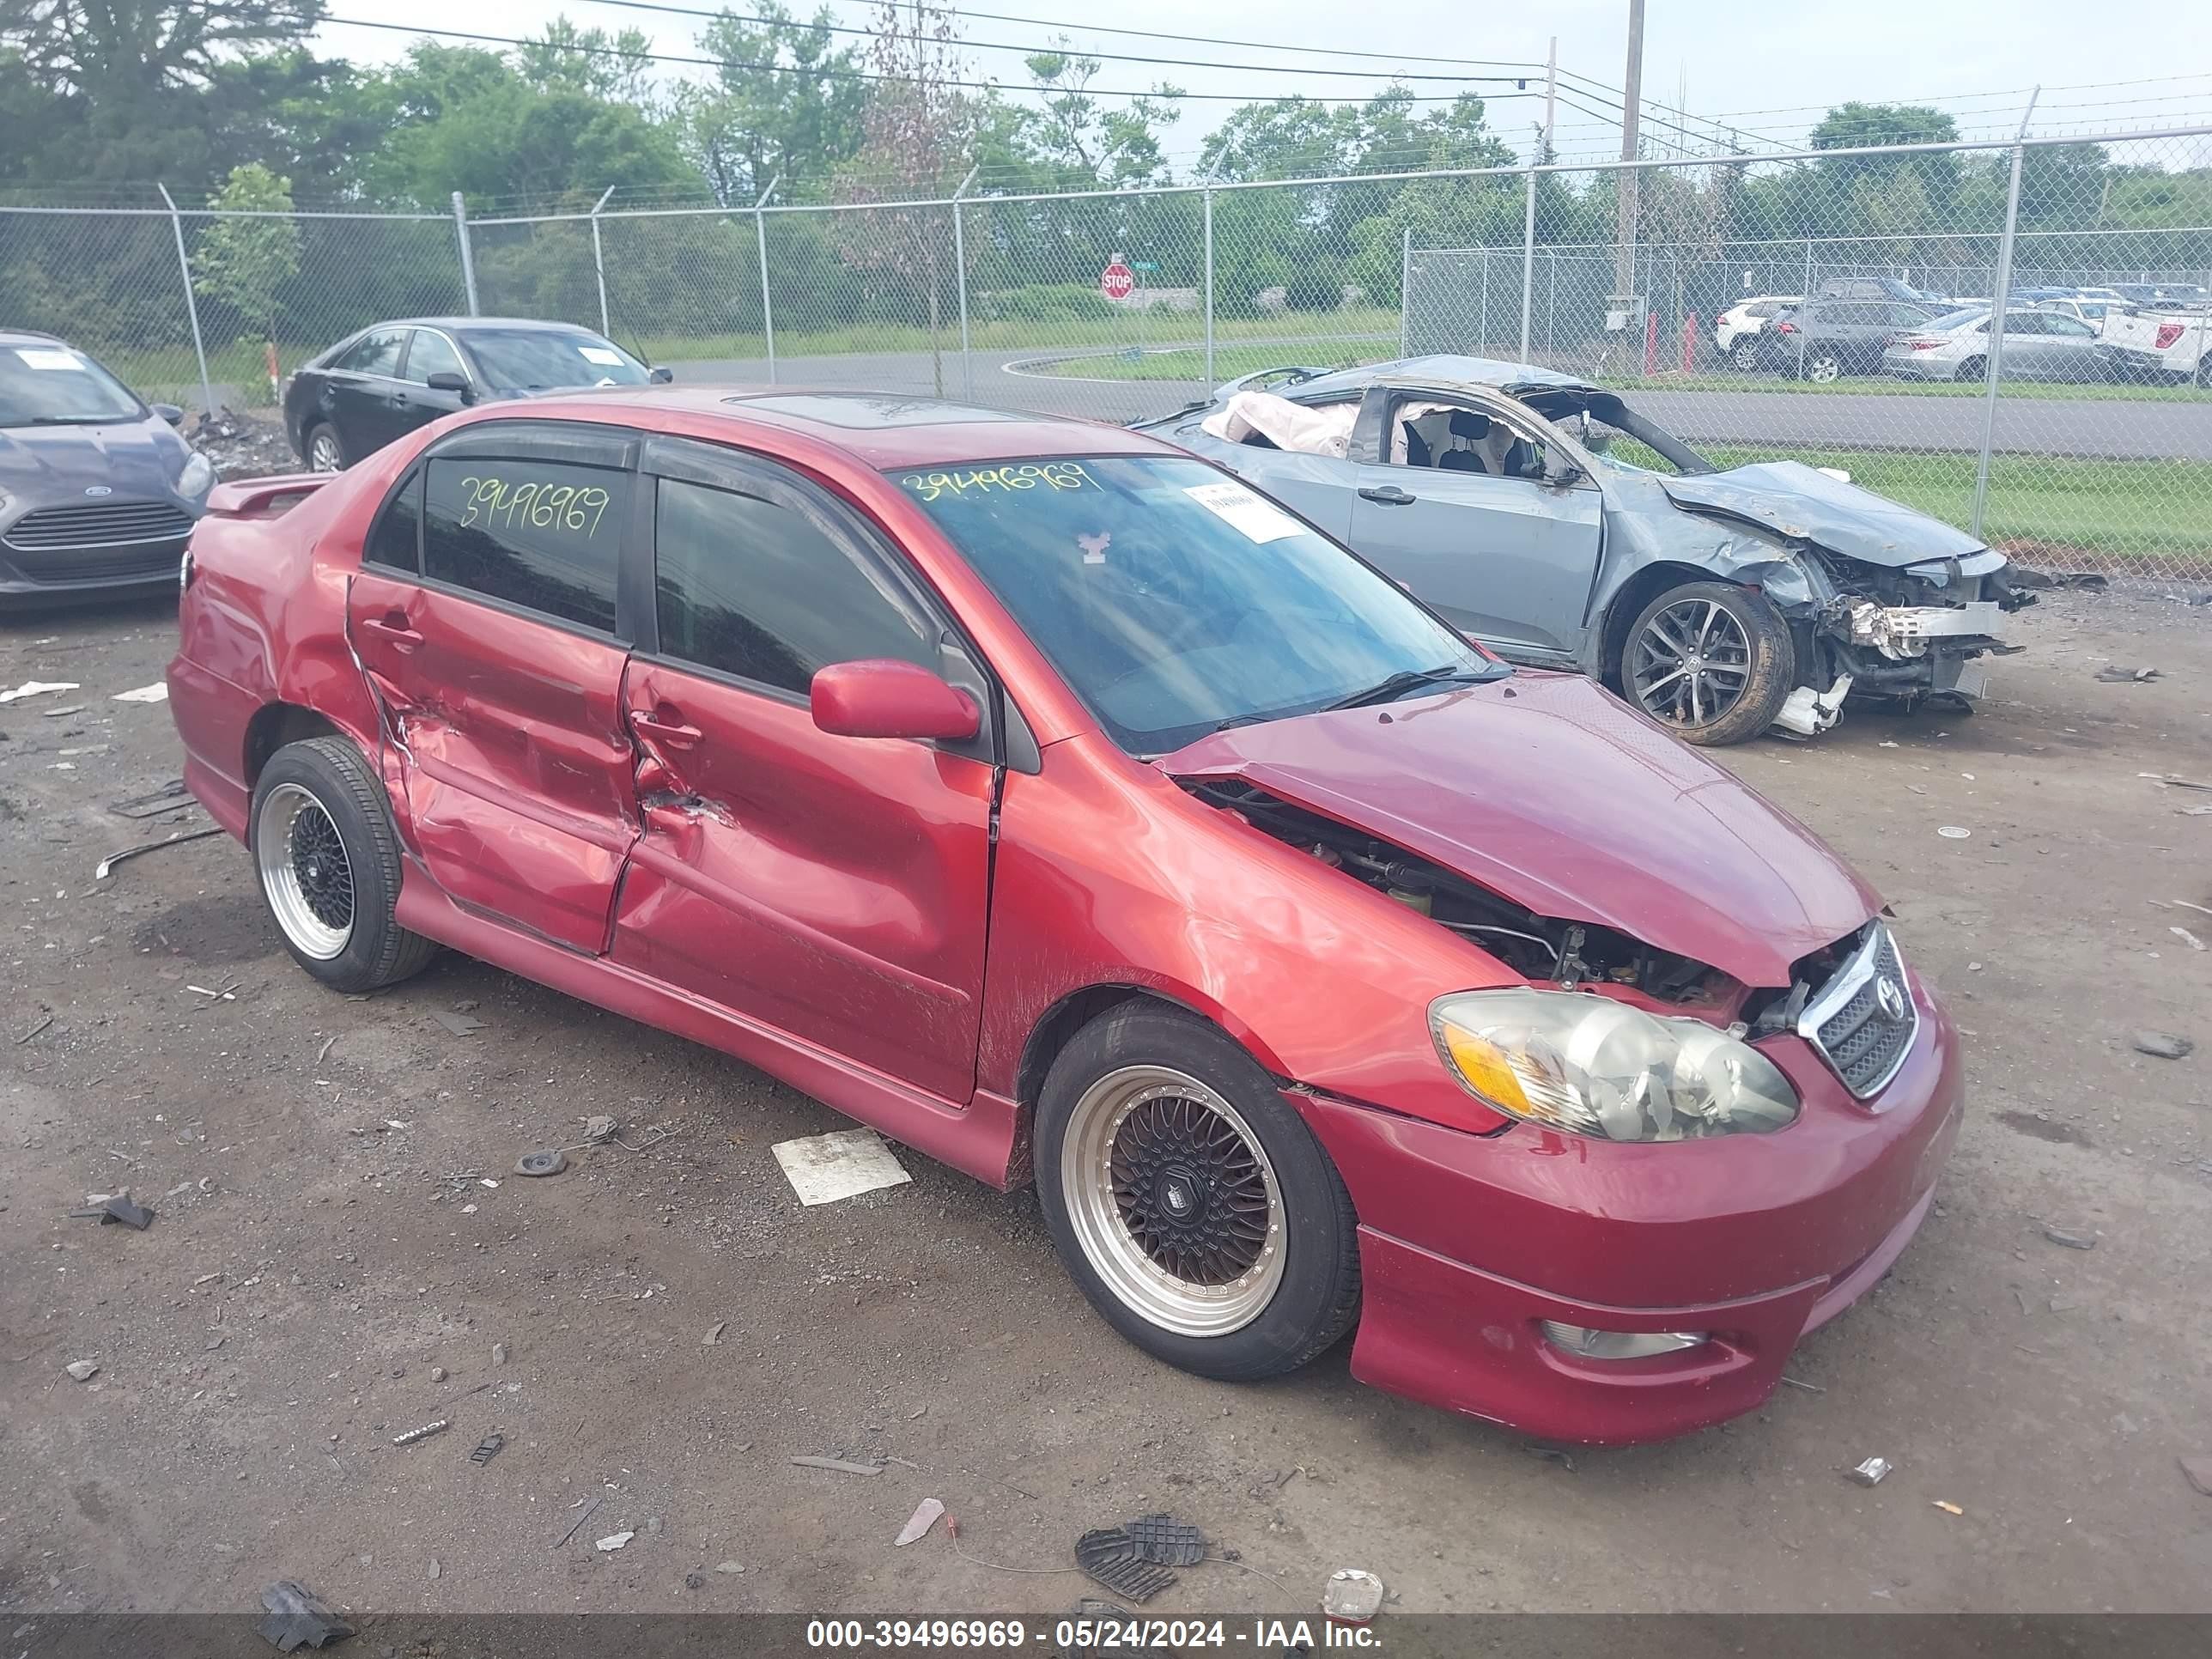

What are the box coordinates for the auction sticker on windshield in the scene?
[1183,480,1302,543]
[577,345,625,366]
[15,349,82,371]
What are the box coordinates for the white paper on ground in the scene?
[894,1498,946,1547]
[772,1127,912,1206]
[112,683,168,703]
[1182,481,1303,544]
[0,680,81,704]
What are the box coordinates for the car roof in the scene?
[460,386,1177,470]
[0,329,68,348]
[363,317,611,334]
[1287,354,1595,399]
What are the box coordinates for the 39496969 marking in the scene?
[805,1617,1035,1648]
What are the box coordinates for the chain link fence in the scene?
[7,124,2211,578]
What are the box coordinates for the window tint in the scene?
[653,477,936,694]
[404,330,465,385]
[421,457,625,632]
[368,470,422,572]
[337,329,406,376]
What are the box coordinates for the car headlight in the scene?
[178,451,215,500]
[1429,988,1799,1142]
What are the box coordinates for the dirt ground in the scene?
[3,584,2209,1627]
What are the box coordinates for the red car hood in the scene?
[1158,672,1879,988]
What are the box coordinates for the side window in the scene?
[653,477,936,695]
[366,469,422,573]
[1888,304,1931,326]
[2046,313,2094,337]
[421,456,626,632]
[404,330,465,386]
[1387,399,1546,479]
[337,329,407,377]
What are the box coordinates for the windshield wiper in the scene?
[1324,665,1489,711]
[24,414,126,425]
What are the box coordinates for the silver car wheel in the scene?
[1632,597,1752,728]
[256,782,355,960]
[1730,340,1761,371]
[307,430,343,472]
[1807,353,1842,383]
[1060,1064,1286,1338]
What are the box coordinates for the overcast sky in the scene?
[319,0,2212,165]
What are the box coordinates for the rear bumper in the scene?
[1291,979,1964,1443]
[1882,357,1954,381]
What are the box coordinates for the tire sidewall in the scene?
[1621,579,1797,746]
[250,739,405,990]
[307,422,345,471]
[1035,1006,1357,1382]
[1807,351,1842,382]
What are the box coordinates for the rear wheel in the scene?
[2197,352,2212,389]
[251,736,438,992]
[305,422,346,472]
[1803,349,1843,383]
[1729,338,1762,372]
[1036,1005,1360,1382]
[1623,580,1796,746]
[1954,356,1987,384]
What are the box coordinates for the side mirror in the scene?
[811,659,980,743]
[151,403,185,426]
[648,365,675,384]
[425,370,474,404]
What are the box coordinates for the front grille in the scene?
[1800,925,1918,1100]
[3,499,194,553]
[5,541,186,582]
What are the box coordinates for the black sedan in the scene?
[282,317,673,471]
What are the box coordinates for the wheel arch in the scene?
[1015,983,1269,1116]
[1597,560,1728,690]
[244,702,346,790]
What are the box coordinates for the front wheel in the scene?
[1036,1005,1360,1382]
[1803,349,1843,383]
[1623,580,1796,745]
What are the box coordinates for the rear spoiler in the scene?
[203,472,332,520]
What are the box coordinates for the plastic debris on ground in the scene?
[64,1359,99,1382]
[2131,1031,2193,1060]
[391,1419,450,1446]
[1074,1528,1177,1604]
[1932,1500,1964,1516]
[596,1531,635,1552]
[1122,1513,1206,1566]
[112,682,170,702]
[258,1580,355,1652]
[99,1195,154,1230]
[431,1008,485,1036]
[469,1434,504,1467]
[790,1455,885,1476]
[514,1149,566,1177]
[2180,1456,2212,1498]
[1321,1568,1387,1626]
[895,1498,946,1547]
[772,1127,912,1206]
[2042,1225,2096,1250]
[2094,665,2160,683]
[1850,1456,1893,1486]
[0,680,80,704]
[1936,825,1972,841]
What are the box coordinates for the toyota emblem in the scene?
[1875,975,1906,1022]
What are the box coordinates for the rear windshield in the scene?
[896,454,1495,754]
[0,343,145,428]
[462,329,649,392]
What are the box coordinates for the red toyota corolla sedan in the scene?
[167,389,1962,1443]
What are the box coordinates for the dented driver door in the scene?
[346,422,644,954]
[611,439,994,1105]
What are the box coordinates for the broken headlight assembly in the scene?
[1429,988,1799,1141]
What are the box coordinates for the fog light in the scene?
[1540,1321,1707,1360]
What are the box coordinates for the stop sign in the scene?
[1100,261,1135,302]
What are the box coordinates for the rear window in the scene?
[421,457,627,632]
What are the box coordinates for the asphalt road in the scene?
[667,345,2212,460]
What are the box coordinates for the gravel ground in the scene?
[2,586,2209,1627]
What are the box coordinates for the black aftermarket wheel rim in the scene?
[1109,1093,1273,1285]
[1632,596,1752,728]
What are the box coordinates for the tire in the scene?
[305,422,346,472]
[2197,353,2212,390]
[1729,339,1762,372]
[1621,580,1796,746]
[250,735,439,992]
[1803,349,1843,384]
[1954,356,1986,384]
[1035,1004,1361,1382]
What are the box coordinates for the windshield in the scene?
[0,343,146,428]
[897,454,1498,754]
[462,329,649,392]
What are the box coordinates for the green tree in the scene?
[675,6,866,206]
[193,161,300,350]
[1017,44,1179,190]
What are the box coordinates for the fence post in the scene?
[1547,250,1557,353]
[952,165,978,403]
[1519,165,1537,364]
[452,193,479,316]
[1480,245,1490,351]
[1400,227,1412,356]
[156,184,216,416]
[1972,89,2039,540]
[1203,189,1216,387]
[753,174,780,384]
[1798,236,1812,376]
[589,185,616,337]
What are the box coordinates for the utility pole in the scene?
[1613,0,1644,307]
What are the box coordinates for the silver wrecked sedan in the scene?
[1138,355,2033,744]
[0,331,215,609]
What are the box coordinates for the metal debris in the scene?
[595,1531,635,1553]
[1321,1568,1386,1625]
[1850,1457,1893,1486]
[64,1359,99,1382]
[258,1580,355,1652]
[790,1455,885,1476]
[94,826,225,879]
[391,1419,451,1446]
[431,1008,485,1036]
[469,1434,505,1467]
[15,1012,54,1044]
[2131,1031,2193,1060]
[2041,1225,2096,1250]
[583,1114,617,1143]
[1075,1528,1177,1604]
[109,779,193,818]
[895,1498,946,1547]
[552,1496,605,1549]
[514,1150,566,1177]
[99,1195,154,1230]
[2141,771,2212,792]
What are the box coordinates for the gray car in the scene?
[1138,355,2033,744]
[1882,307,2107,383]
[0,331,214,607]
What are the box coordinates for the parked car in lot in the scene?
[1752,297,1948,381]
[2015,291,2115,334]
[1811,276,1947,304]
[283,316,672,471]
[1143,356,2032,744]
[1714,295,1801,368]
[2106,282,2209,309]
[1883,307,2108,382]
[2098,303,2212,386]
[1,329,215,607]
[167,388,1962,1444]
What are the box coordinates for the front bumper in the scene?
[0,534,189,605]
[1290,978,1964,1443]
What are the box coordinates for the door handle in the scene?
[1359,484,1416,506]
[361,611,423,651]
[632,707,702,750]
